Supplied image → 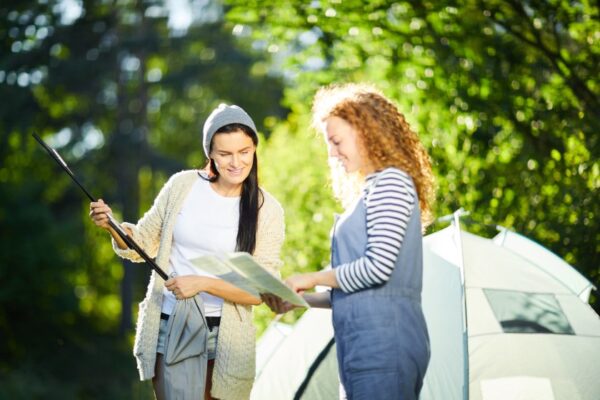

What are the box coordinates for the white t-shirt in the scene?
[161,175,240,317]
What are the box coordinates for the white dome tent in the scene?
[251,213,600,400]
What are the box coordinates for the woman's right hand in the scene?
[89,199,113,230]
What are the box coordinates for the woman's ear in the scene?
[207,158,218,179]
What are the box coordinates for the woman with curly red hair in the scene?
[266,83,435,399]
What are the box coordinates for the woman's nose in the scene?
[328,146,338,158]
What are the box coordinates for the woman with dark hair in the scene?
[90,104,285,400]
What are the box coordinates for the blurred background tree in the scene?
[228,0,599,316]
[1,0,284,397]
[0,0,597,398]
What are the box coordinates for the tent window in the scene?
[484,290,574,335]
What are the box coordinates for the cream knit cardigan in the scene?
[112,170,284,400]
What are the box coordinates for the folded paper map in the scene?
[189,252,309,308]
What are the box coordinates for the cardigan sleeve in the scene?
[252,190,285,277]
[111,174,174,262]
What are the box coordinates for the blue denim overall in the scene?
[331,179,430,400]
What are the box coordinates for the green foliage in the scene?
[1,0,598,397]
[0,141,144,398]
[255,117,341,331]
[1,0,284,397]
[227,0,600,314]
[0,333,152,400]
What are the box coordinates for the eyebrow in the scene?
[217,146,253,154]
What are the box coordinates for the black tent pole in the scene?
[32,132,169,281]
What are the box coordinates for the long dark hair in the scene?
[203,123,263,254]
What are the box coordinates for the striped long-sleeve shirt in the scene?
[335,168,416,293]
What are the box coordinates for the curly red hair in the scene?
[313,83,436,227]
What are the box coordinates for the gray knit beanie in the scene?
[202,103,257,157]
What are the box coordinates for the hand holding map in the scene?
[189,252,309,308]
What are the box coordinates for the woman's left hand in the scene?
[165,276,204,300]
[261,293,298,314]
[285,273,318,294]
